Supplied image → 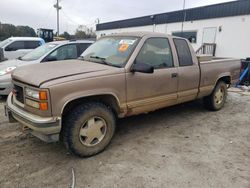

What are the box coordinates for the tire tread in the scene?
[61,102,115,157]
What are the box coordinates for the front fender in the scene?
[60,90,125,115]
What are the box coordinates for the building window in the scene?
[172,31,197,43]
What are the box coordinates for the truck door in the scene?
[173,38,200,103]
[126,37,178,115]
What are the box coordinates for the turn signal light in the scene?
[39,102,48,111]
[39,91,48,100]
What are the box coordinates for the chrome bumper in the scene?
[6,92,61,142]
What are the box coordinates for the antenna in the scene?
[181,0,186,36]
[54,0,62,36]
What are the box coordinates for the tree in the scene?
[59,31,71,40]
[16,26,36,37]
[75,29,87,39]
[0,21,36,41]
[74,25,96,39]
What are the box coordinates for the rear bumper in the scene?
[6,92,61,142]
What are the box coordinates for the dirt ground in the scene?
[0,91,250,188]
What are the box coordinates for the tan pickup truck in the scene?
[6,32,241,157]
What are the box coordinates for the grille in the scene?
[14,85,24,104]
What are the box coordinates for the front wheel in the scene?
[62,102,116,157]
[203,81,227,111]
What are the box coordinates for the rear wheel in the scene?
[203,81,227,111]
[62,102,116,157]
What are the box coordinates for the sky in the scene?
[0,0,235,34]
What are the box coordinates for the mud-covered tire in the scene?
[203,81,227,111]
[62,102,116,157]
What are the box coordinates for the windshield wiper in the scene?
[78,56,85,60]
[90,55,106,61]
[89,56,121,68]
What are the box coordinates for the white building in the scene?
[96,0,250,58]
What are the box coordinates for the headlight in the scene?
[25,88,39,99]
[25,88,48,110]
[25,88,48,100]
[0,66,16,76]
[25,98,40,109]
[25,98,48,111]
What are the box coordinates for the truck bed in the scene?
[198,58,241,98]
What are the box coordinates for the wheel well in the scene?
[217,76,231,85]
[62,95,120,118]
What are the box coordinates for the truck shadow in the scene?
[115,99,206,136]
[31,99,207,159]
[0,95,7,103]
[2,98,209,160]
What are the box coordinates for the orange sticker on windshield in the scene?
[119,44,129,52]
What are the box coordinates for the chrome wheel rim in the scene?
[214,86,225,104]
[79,116,107,147]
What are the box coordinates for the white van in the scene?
[0,37,45,61]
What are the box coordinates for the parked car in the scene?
[6,32,241,157]
[0,40,94,95]
[0,37,45,61]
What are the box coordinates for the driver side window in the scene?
[47,44,77,61]
[136,38,173,69]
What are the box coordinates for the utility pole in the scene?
[181,0,186,36]
[54,0,62,36]
[95,18,100,25]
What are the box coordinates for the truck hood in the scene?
[12,59,117,87]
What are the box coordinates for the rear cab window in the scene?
[173,38,193,66]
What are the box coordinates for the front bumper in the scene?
[6,92,61,142]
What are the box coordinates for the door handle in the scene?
[171,73,178,78]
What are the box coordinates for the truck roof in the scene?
[48,40,94,45]
[8,37,44,41]
[107,31,173,38]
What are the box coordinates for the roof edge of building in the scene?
[96,0,250,31]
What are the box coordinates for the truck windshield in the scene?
[20,43,58,61]
[81,36,139,67]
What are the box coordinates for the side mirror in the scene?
[131,62,154,74]
[43,56,57,62]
